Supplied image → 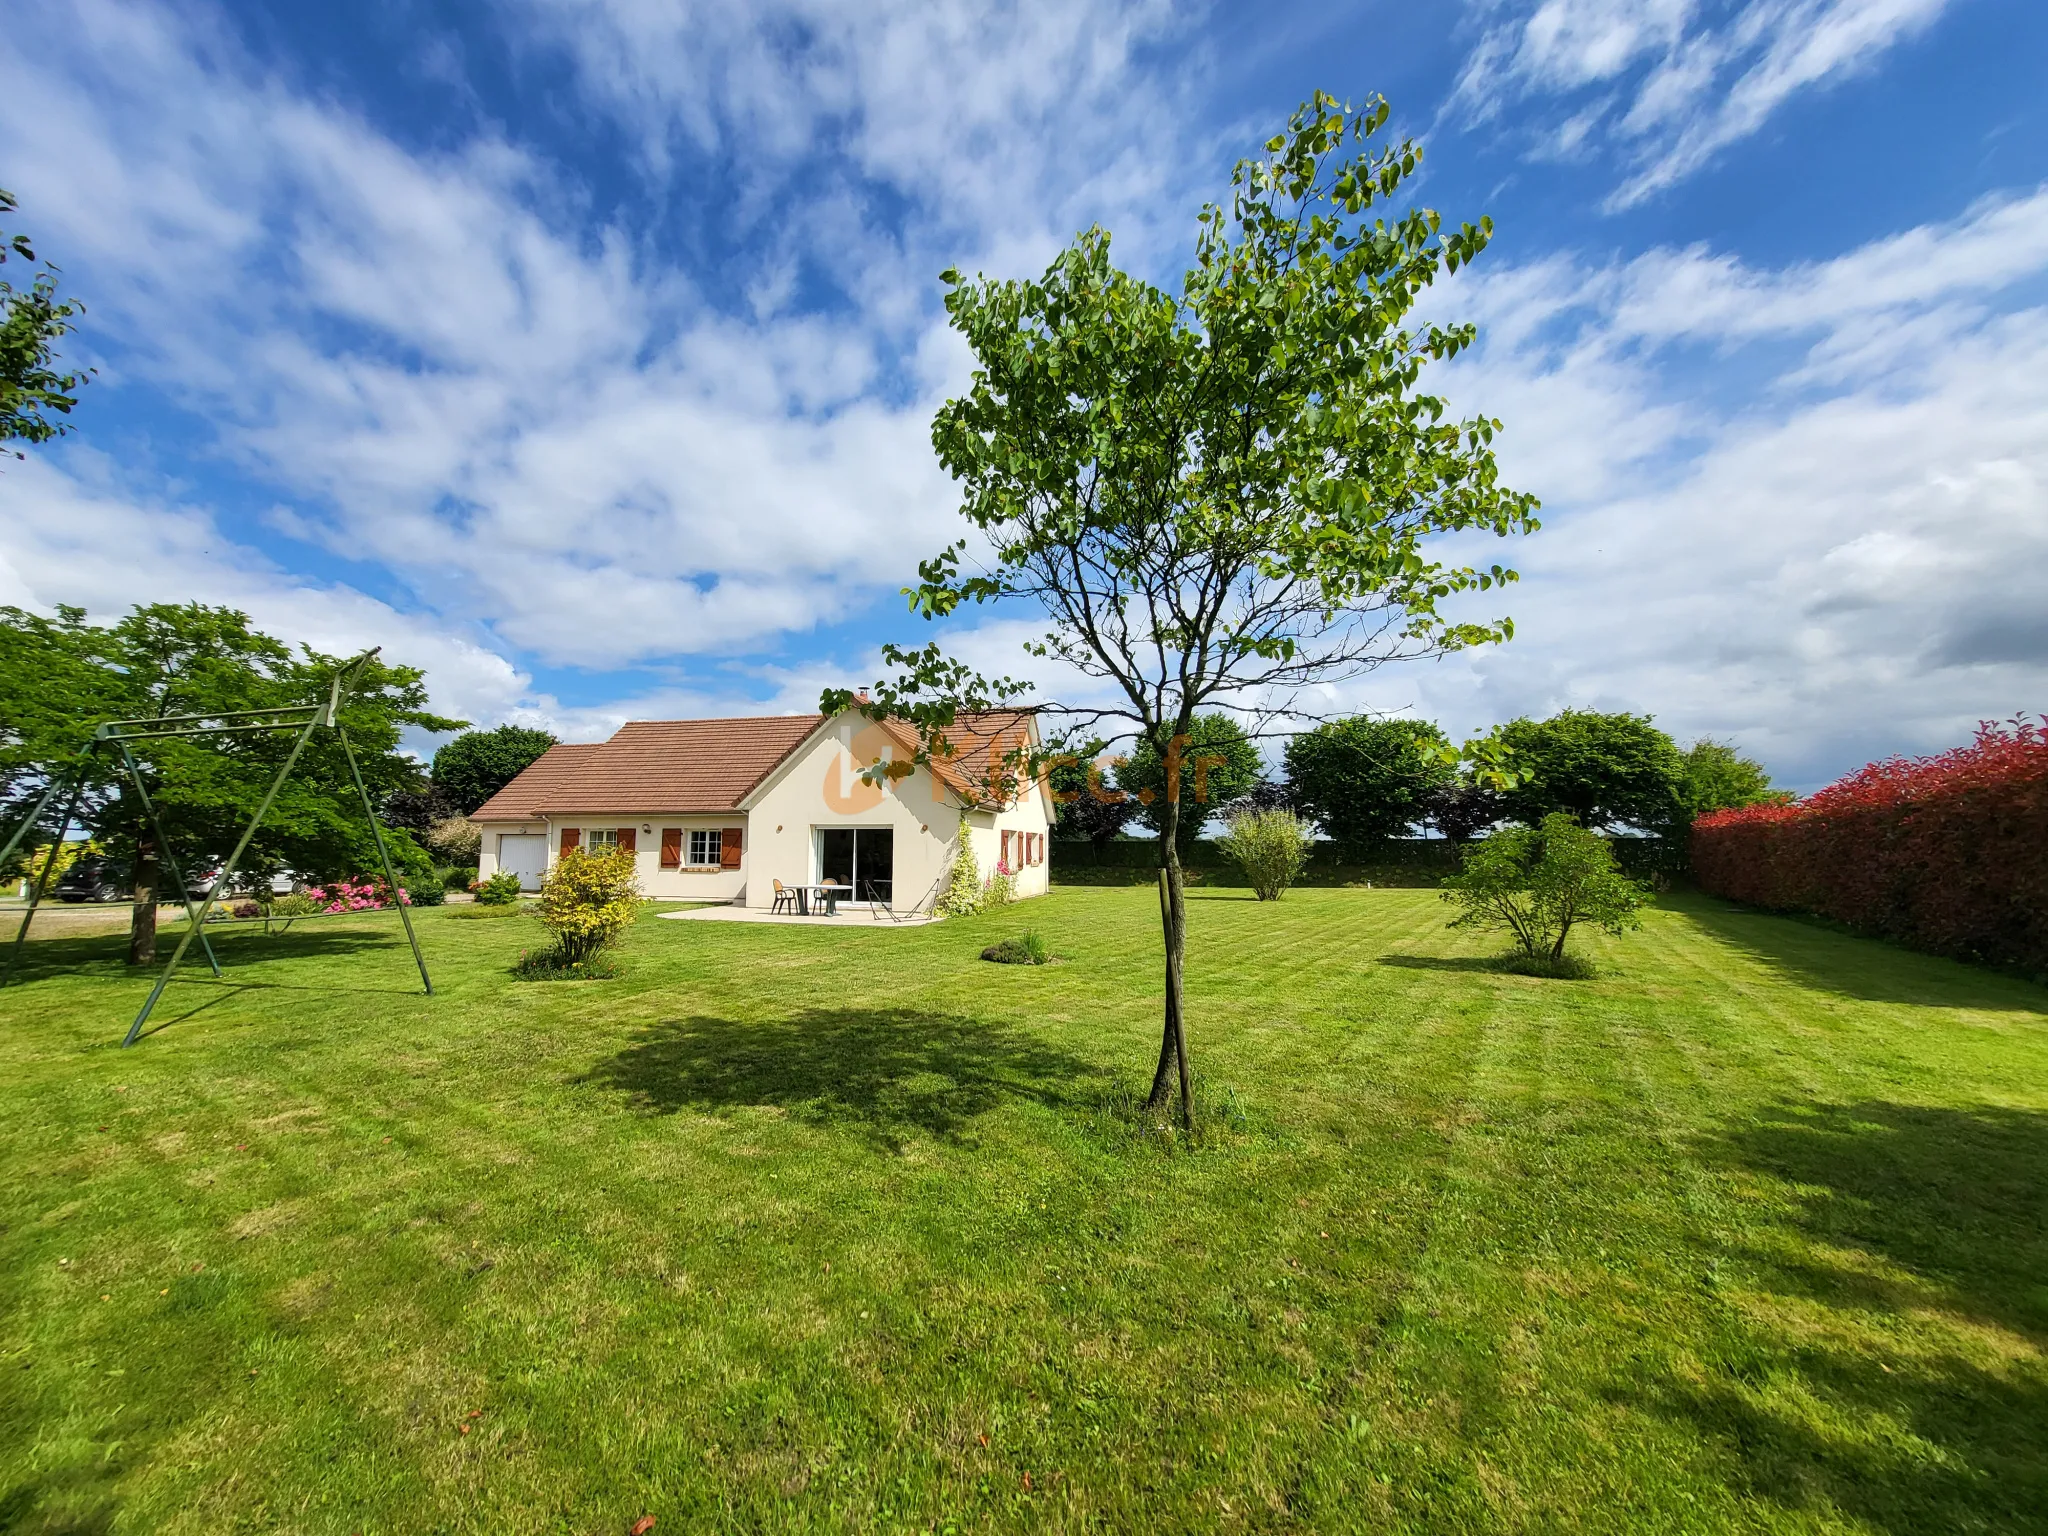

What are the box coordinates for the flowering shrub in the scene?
[983,858,1018,908]
[306,879,408,914]
[1691,716,2048,973]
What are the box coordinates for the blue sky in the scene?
[2,0,2044,789]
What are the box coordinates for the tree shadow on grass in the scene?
[1638,1101,2048,1534]
[578,1008,1109,1150]
[0,926,423,986]
[1375,954,1511,973]
[1667,892,2047,1011]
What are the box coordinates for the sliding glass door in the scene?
[817,828,894,902]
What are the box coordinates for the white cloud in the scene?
[1389,186,2048,787]
[0,0,1202,675]
[1450,0,1954,205]
[0,453,532,738]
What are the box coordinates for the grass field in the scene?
[2,888,2044,1534]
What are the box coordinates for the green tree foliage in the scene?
[1490,710,1686,833]
[1116,714,1262,849]
[1285,716,1455,847]
[1680,739,1788,819]
[534,845,640,964]
[0,190,91,456]
[431,724,558,815]
[1441,813,1646,962]
[0,602,463,961]
[1045,734,1136,850]
[1215,809,1314,900]
[823,94,1538,1124]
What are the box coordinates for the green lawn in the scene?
[2,889,2044,1535]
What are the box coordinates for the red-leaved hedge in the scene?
[1691,717,2048,975]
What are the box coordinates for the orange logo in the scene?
[822,721,911,812]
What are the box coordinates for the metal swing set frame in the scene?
[0,649,432,1046]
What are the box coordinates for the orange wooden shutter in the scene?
[660,828,682,869]
[720,827,743,868]
[558,827,580,852]
[617,827,637,854]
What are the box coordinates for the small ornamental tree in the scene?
[1216,808,1314,900]
[1286,716,1456,848]
[936,815,985,917]
[1441,813,1645,962]
[824,94,1537,1127]
[1423,776,1504,844]
[535,845,640,964]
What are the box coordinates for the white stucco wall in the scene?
[476,816,750,900]
[741,715,960,909]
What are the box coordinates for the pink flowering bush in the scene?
[305,878,410,914]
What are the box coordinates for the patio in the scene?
[657,903,938,927]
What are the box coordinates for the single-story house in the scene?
[471,708,1053,911]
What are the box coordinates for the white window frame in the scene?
[687,828,722,867]
[585,828,620,851]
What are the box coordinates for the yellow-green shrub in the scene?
[535,846,641,964]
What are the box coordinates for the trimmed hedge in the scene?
[1051,835,1678,888]
[1691,718,2048,975]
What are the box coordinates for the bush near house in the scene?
[533,844,641,966]
[1692,716,2048,974]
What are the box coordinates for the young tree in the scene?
[1115,712,1262,850]
[1490,710,1686,834]
[1680,739,1788,819]
[1,190,91,457]
[825,93,1538,1126]
[0,603,463,963]
[431,724,558,815]
[1441,813,1645,963]
[1285,716,1455,848]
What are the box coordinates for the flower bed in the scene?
[1691,717,2048,974]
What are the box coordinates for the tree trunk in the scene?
[1145,787,1193,1129]
[128,836,159,967]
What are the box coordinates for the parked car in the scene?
[52,855,221,904]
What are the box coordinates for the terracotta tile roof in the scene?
[468,708,1044,821]
[905,710,1043,805]
[470,716,822,819]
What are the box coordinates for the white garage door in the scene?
[497,834,549,892]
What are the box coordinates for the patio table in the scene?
[796,884,847,916]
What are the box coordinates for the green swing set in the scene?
[0,649,433,1045]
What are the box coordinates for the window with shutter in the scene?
[616,828,637,855]
[660,828,682,869]
[559,827,580,852]
[720,827,743,868]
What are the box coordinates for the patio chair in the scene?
[770,879,797,915]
